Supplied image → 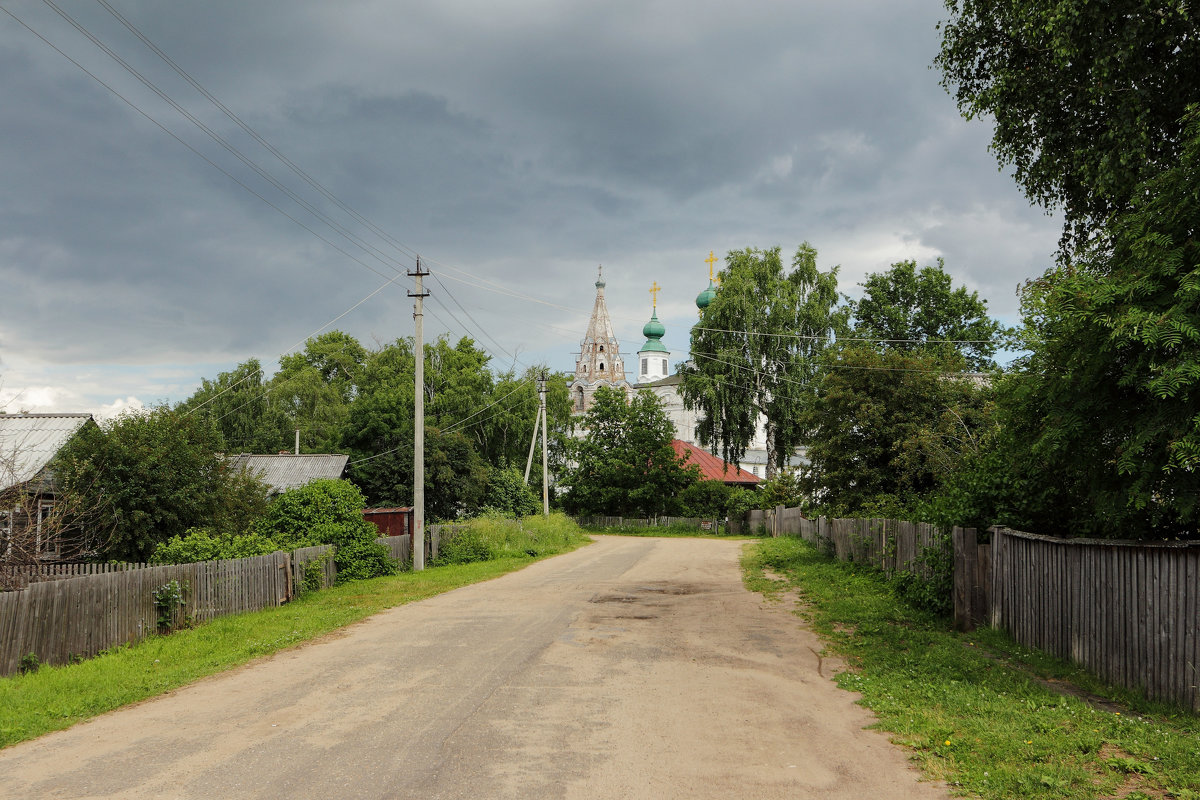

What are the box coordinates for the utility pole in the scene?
[409,257,429,570]
[523,402,541,484]
[539,372,549,515]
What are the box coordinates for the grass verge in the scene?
[1,532,589,750]
[744,536,1200,800]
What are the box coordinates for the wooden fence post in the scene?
[953,527,975,631]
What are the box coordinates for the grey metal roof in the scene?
[0,413,95,492]
[225,453,349,494]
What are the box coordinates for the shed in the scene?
[362,507,413,538]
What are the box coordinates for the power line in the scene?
[186,275,400,415]
[1,4,412,291]
[40,0,416,281]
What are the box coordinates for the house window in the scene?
[37,501,58,557]
[1,509,11,559]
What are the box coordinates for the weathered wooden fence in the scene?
[375,524,464,564]
[0,545,335,677]
[0,562,148,592]
[758,512,952,581]
[989,528,1199,712]
[745,506,1200,712]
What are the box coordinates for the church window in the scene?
[599,345,604,352]
[599,362,604,371]
[576,386,585,411]
[661,358,667,374]
[641,358,648,374]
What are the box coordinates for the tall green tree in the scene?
[54,406,269,561]
[680,244,845,478]
[850,258,1005,370]
[178,358,292,453]
[268,331,367,453]
[561,387,698,517]
[801,347,990,516]
[971,112,1200,538]
[341,336,496,518]
[936,1,1200,248]
[803,260,1002,516]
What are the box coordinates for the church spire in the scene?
[575,265,625,388]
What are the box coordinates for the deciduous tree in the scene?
[936,0,1200,248]
[561,387,697,517]
[680,244,845,478]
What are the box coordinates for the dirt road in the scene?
[0,536,947,799]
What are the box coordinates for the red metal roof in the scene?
[670,440,760,486]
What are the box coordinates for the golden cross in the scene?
[705,250,719,281]
[649,281,661,310]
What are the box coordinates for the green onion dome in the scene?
[696,281,717,310]
[643,312,665,340]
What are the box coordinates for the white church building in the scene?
[568,265,779,479]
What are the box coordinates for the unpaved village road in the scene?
[0,536,948,799]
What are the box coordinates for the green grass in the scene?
[744,536,1200,799]
[0,533,590,750]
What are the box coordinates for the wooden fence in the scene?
[0,526,475,678]
[0,545,334,677]
[989,528,1199,712]
[753,510,953,582]
[744,506,1200,712]
[0,562,149,592]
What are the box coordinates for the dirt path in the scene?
[0,536,947,799]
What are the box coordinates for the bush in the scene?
[435,512,587,565]
[333,538,399,582]
[482,466,540,518]
[252,479,396,582]
[150,528,287,564]
[433,528,493,565]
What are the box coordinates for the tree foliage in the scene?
[850,258,1004,370]
[54,407,270,562]
[801,347,990,516]
[561,387,698,517]
[681,244,845,478]
[936,0,1200,248]
[953,112,1200,537]
[802,260,1000,517]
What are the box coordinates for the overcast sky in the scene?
[0,0,1061,417]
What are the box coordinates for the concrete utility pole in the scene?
[523,403,541,484]
[539,372,549,515]
[409,258,430,571]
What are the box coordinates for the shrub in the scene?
[482,466,540,518]
[433,528,493,565]
[332,538,398,582]
[252,480,396,582]
[150,528,287,564]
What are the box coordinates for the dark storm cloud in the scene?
[0,0,1061,411]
